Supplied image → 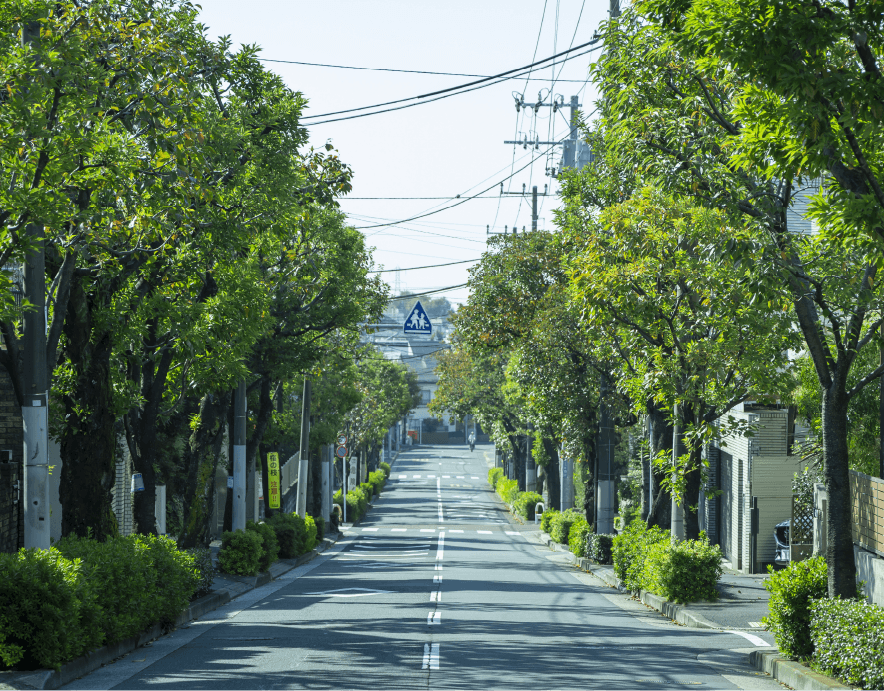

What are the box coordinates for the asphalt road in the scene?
[66,444,784,690]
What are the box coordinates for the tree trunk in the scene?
[822,382,858,598]
[647,403,672,529]
[542,437,561,510]
[178,392,228,548]
[59,283,117,540]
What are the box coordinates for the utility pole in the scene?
[596,373,616,534]
[232,380,247,531]
[296,378,311,517]
[497,182,549,232]
[671,403,685,542]
[21,21,49,550]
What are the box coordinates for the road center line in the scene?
[422,642,440,670]
[436,532,445,561]
[427,611,441,625]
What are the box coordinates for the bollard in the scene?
[535,502,545,525]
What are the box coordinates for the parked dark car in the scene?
[774,519,790,565]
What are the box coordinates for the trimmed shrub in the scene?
[550,509,583,545]
[187,547,215,599]
[763,555,828,659]
[368,470,386,496]
[645,536,722,603]
[379,461,391,478]
[359,482,375,504]
[612,521,670,592]
[0,547,103,670]
[488,467,504,489]
[568,517,591,557]
[540,507,559,533]
[218,529,263,576]
[304,515,318,553]
[138,534,200,623]
[585,533,615,564]
[512,491,543,521]
[334,487,367,522]
[246,520,279,571]
[811,598,884,689]
[267,513,299,559]
[496,478,520,504]
[315,514,325,541]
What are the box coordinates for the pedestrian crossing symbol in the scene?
[404,301,433,334]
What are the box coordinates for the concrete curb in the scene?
[748,650,853,690]
[3,533,341,690]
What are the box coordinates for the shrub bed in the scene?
[512,491,543,521]
[568,517,590,557]
[218,529,263,576]
[540,507,559,533]
[645,535,722,603]
[0,548,103,670]
[585,533,615,564]
[334,486,368,521]
[811,598,884,689]
[612,521,670,591]
[187,547,216,599]
[549,509,582,545]
[246,520,279,572]
[368,470,386,497]
[379,461,391,478]
[488,467,504,489]
[1,536,200,670]
[303,515,318,553]
[763,555,828,659]
[496,477,520,504]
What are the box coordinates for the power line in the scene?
[345,196,502,200]
[352,136,566,230]
[369,259,480,273]
[301,40,601,122]
[388,284,468,299]
[257,58,599,82]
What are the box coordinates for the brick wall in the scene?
[851,469,884,556]
[0,366,22,552]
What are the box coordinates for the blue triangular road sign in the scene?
[404,301,433,334]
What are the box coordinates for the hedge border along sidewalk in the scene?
[0,533,341,691]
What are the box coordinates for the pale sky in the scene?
[196,1,610,306]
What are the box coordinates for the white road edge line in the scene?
[726,630,770,647]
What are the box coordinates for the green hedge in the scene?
[612,521,670,591]
[368,470,386,496]
[763,556,828,659]
[645,535,722,603]
[811,598,884,689]
[0,536,200,670]
[218,529,262,576]
[585,533,615,564]
[57,534,198,644]
[540,507,558,533]
[379,461,391,478]
[568,517,591,557]
[268,512,317,559]
[550,509,582,545]
[334,486,368,521]
[246,520,279,572]
[496,478,519,504]
[303,515,318,552]
[186,547,215,599]
[512,491,543,520]
[488,467,504,489]
[0,548,103,670]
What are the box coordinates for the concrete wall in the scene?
[850,469,884,555]
[856,545,884,607]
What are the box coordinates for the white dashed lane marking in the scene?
[422,643,440,669]
[427,611,441,625]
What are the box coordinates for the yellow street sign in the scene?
[268,452,280,509]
